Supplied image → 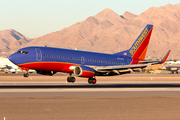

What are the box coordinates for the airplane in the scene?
[0,57,18,73]
[166,66,180,74]
[8,24,171,84]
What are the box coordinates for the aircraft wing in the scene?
[95,50,171,72]
[95,63,151,71]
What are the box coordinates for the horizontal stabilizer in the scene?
[158,50,171,64]
[138,50,171,65]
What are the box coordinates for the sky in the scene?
[0,0,179,38]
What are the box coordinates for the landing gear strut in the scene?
[67,73,76,83]
[23,72,29,77]
[88,78,96,84]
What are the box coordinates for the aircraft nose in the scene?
[8,54,18,64]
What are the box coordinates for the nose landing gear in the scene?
[21,67,30,77]
[23,72,29,77]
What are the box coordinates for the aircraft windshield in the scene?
[17,50,29,54]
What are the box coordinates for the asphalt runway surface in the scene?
[1,73,180,120]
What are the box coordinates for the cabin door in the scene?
[35,48,42,61]
[127,59,131,64]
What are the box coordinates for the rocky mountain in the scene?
[0,29,31,56]
[1,3,180,60]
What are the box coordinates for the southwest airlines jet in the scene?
[8,24,170,84]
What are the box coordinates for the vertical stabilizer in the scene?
[114,24,153,60]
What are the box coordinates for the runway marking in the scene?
[1,88,180,92]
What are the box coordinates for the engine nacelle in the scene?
[73,66,95,78]
[36,70,57,76]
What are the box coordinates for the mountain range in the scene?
[1,3,180,60]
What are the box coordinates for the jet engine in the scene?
[73,66,95,78]
[36,70,57,76]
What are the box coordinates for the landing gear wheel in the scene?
[67,77,76,83]
[23,73,29,77]
[88,78,96,84]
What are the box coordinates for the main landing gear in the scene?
[88,78,96,84]
[67,76,76,83]
[67,73,96,84]
[67,73,76,83]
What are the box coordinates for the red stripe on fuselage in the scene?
[18,62,79,73]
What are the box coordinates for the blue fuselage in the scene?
[9,46,134,71]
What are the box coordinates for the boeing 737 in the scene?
[8,24,170,84]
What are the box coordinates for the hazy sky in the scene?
[0,0,179,38]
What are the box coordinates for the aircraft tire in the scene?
[67,77,76,83]
[71,77,75,83]
[88,78,96,84]
[23,73,29,77]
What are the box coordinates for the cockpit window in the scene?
[17,50,29,54]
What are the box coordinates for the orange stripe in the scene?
[138,45,148,60]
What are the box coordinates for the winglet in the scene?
[158,50,171,64]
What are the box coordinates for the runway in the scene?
[1,73,180,97]
[1,73,180,120]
